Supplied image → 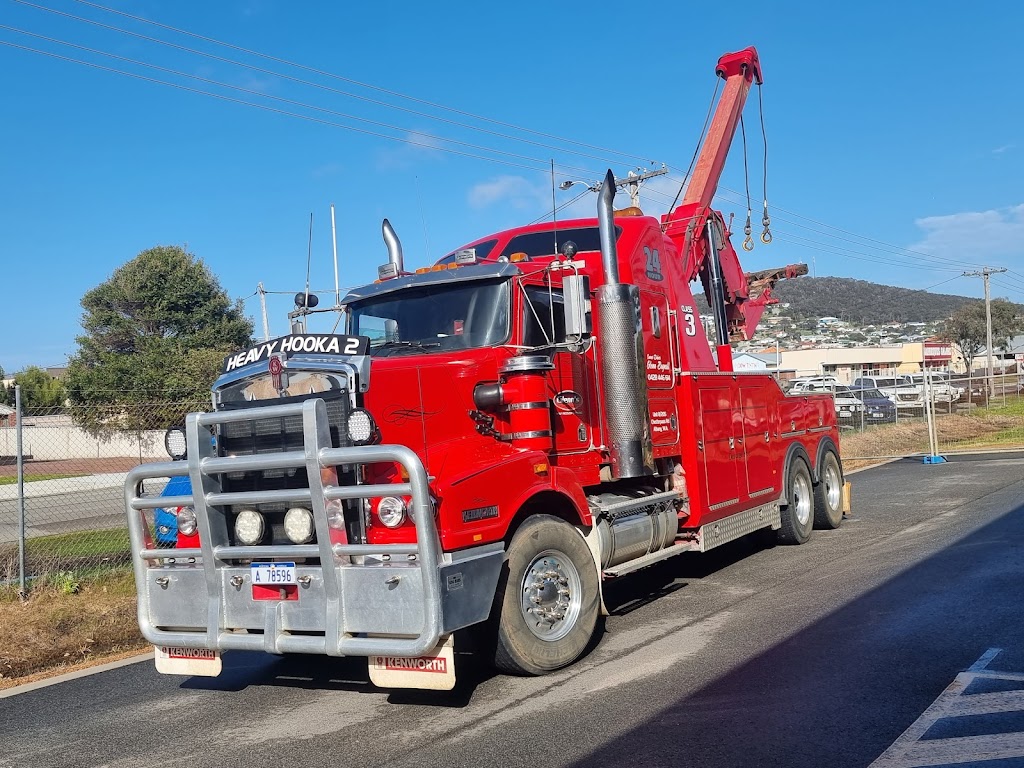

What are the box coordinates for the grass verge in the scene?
[0,528,132,579]
[0,473,86,485]
[0,569,145,687]
[840,399,1024,469]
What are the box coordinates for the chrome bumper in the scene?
[124,398,501,658]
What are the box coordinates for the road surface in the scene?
[2,453,1023,767]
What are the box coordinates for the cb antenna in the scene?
[550,159,558,255]
[303,211,313,330]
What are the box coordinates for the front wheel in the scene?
[778,458,814,545]
[813,450,844,529]
[493,515,599,675]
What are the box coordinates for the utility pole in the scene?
[257,282,270,341]
[962,267,1008,400]
[559,167,668,208]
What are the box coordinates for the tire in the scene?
[493,514,599,675]
[777,458,814,545]
[813,450,844,530]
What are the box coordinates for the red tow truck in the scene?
[125,46,846,690]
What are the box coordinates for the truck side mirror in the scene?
[562,274,592,339]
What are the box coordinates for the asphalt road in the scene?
[2,453,1024,768]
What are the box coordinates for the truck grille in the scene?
[219,395,351,455]
[214,393,357,547]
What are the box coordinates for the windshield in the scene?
[853,388,884,399]
[349,278,510,356]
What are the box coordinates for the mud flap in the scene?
[154,645,222,677]
[369,634,455,691]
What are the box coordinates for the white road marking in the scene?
[869,648,1024,767]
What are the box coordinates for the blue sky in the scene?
[1,0,1022,373]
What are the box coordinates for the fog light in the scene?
[377,496,407,528]
[326,499,346,530]
[164,427,187,460]
[176,506,197,536]
[347,408,376,444]
[284,507,315,543]
[234,509,264,545]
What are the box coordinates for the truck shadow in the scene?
[180,634,499,707]
[180,530,778,704]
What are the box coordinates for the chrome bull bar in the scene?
[124,397,443,658]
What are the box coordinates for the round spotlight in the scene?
[347,408,376,444]
[164,427,187,460]
[284,507,315,544]
[377,496,407,528]
[234,509,265,546]
[175,506,197,536]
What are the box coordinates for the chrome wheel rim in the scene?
[793,471,812,527]
[520,549,582,641]
[825,462,842,511]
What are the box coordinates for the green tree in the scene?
[14,367,67,411]
[942,299,1022,373]
[66,245,253,432]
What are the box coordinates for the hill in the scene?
[768,277,979,324]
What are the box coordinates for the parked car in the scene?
[154,474,191,547]
[787,375,842,393]
[849,386,897,423]
[154,425,191,547]
[901,373,960,409]
[852,375,924,415]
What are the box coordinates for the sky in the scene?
[1,0,1022,373]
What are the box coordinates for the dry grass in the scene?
[841,404,1024,470]
[0,571,145,685]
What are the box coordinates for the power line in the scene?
[1,25,607,173]
[0,39,560,173]
[7,1,1003,287]
[21,0,656,168]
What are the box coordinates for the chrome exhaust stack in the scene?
[381,218,405,274]
[595,170,653,479]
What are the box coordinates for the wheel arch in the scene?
[813,436,842,483]
[503,489,588,545]
[780,442,812,507]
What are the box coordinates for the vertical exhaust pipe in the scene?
[382,218,404,274]
[595,170,653,479]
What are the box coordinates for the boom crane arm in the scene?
[662,46,806,354]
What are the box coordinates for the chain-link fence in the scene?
[778,366,1024,465]
[0,389,205,594]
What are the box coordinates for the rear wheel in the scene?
[493,514,599,675]
[778,458,813,545]
[813,451,844,529]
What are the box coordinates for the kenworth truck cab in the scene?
[125,46,847,690]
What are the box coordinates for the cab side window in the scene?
[523,286,566,347]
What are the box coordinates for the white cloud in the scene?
[468,175,550,211]
[908,203,1024,261]
[993,144,1014,155]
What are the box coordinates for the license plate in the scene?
[154,646,222,677]
[871,413,884,418]
[838,410,850,416]
[251,562,296,585]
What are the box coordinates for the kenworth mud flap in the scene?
[124,398,502,688]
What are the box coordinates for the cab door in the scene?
[521,284,593,454]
